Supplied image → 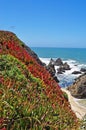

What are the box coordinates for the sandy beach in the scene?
[62,88,86,119]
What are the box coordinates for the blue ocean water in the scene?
[31,47,86,64]
[31,47,86,87]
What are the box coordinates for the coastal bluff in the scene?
[0,30,79,129]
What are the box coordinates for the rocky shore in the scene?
[67,73,86,99]
[45,58,86,99]
[45,58,71,83]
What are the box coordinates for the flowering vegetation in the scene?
[0,31,80,129]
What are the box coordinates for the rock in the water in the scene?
[72,71,81,74]
[49,58,55,65]
[57,62,70,74]
[54,58,63,66]
[63,62,71,70]
[46,58,56,77]
[81,68,86,72]
[46,59,59,82]
[68,73,86,99]
[46,64,56,77]
[57,67,65,74]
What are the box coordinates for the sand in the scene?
[61,88,86,119]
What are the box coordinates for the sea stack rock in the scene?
[54,58,63,66]
[57,62,71,74]
[46,58,59,82]
[46,63,56,77]
[49,58,55,65]
[63,62,71,70]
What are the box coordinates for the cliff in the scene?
[0,31,79,130]
[68,73,86,99]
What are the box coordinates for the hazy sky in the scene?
[0,0,86,48]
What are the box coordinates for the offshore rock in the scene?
[81,68,86,73]
[63,62,71,70]
[72,71,81,74]
[57,62,71,74]
[46,61,59,82]
[57,66,65,74]
[49,58,55,65]
[46,63,56,77]
[54,58,63,66]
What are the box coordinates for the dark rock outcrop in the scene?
[68,73,86,99]
[57,62,70,74]
[25,47,60,82]
[46,58,56,77]
[46,64,56,77]
[46,59,59,82]
[53,76,59,83]
[24,45,45,66]
[54,58,63,66]
[49,58,55,65]
[57,67,65,74]
[63,62,71,70]
[72,71,81,75]
[81,68,86,72]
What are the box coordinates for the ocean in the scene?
[31,47,86,88]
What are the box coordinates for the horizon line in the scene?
[30,46,86,49]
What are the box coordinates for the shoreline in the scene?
[40,57,86,88]
[61,88,86,119]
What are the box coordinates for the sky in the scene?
[0,0,86,48]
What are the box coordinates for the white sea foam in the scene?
[78,64,86,68]
[40,58,50,65]
[57,59,85,87]
[40,57,86,87]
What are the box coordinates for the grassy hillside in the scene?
[0,31,79,130]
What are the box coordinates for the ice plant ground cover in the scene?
[0,31,80,129]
